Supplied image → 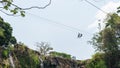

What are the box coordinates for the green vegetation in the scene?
[89,13,120,68]
[14,44,40,68]
[86,59,107,68]
[0,17,16,47]
[0,43,41,68]
[0,12,120,68]
[0,0,51,17]
[0,0,25,16]
[2,49,9,59]
[50,51,71,59]
[86,53,107,68]
[0,2,120,68]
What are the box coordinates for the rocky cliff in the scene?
[0,44,86,68]
[43,56,89,68]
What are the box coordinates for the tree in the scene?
[36,42,53,68]
[0,0,51,17]
[0,16,16,46]
[86,53,107,68]
[89,13,120,68]
[36,42,53,56]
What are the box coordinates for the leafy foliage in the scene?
[0,17,16,46]
[14,44,40,68]
[89,13,120,68]
[2,49,9,58]
[86,53,107,68]
[86,59,107,68]
[0,0,25,16]
[0,0,51,16]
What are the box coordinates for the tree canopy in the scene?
[0,17,16,46]
[36,42,53,59]
[89,13,120,68]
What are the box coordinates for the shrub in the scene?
[2,49,9,58]
[50,51,71,59]
[86,53,107,68]
[86,59,107,68]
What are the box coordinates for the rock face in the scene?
[43,57,85,68]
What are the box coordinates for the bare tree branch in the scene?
[0,10,20,16]
[11,0,51,10]
[0,0,52,16]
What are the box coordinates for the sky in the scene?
[0,0,120,60]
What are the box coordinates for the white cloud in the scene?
[88,1,120,29]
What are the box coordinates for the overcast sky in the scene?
[0,0,120,60]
